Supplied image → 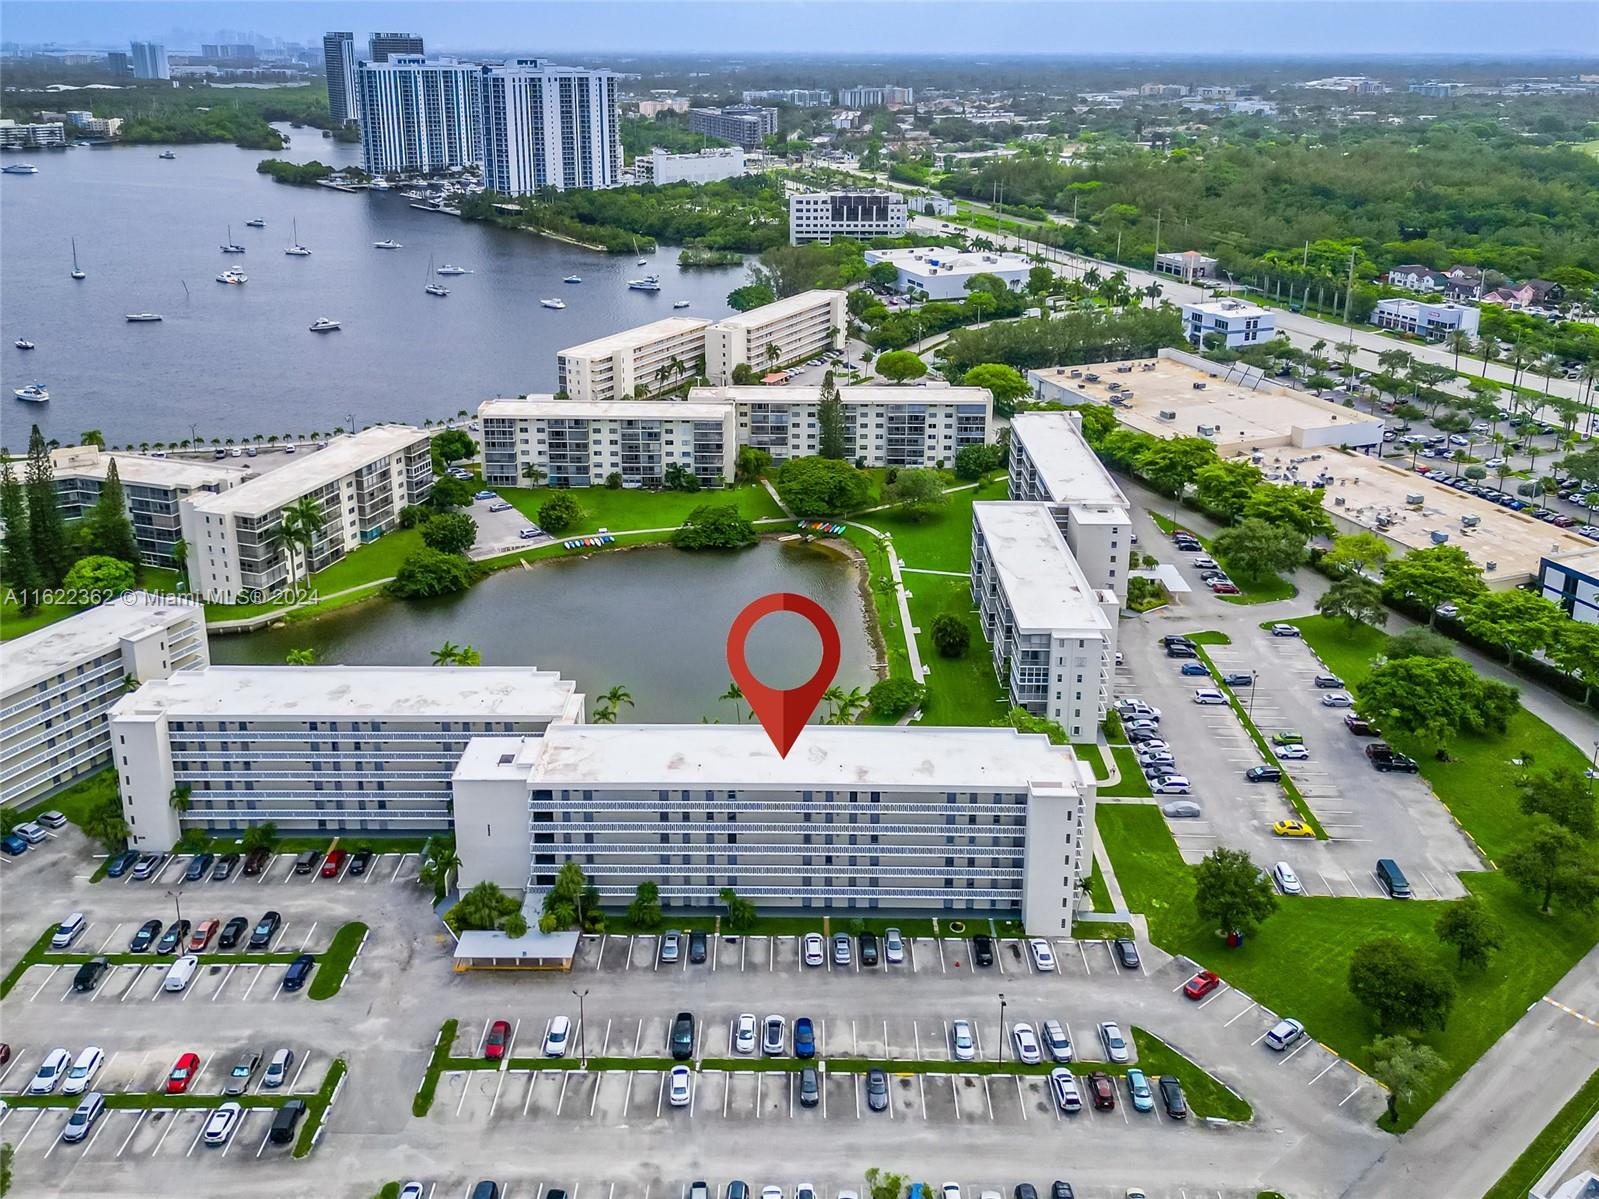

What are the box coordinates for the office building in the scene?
[1540,548,1599,624]
[1371,297,1481,340]
[0,120,66,149]
[904,192,955,216]
[1153,250,1217,283]
[644,146,745,185]
[479,59,621,194]
[180,426,434,604]
[453,724,1095,930]
[478,397,736,489]
[971,501,1118,744]
[367,32,424,62]
[51,446,250,569]
[1179,298,1275,348]
[129,41,169,79]
[741,88,832,107]
[789,190,908,245]
[1007,412,1133,600]
[1,595,208,809]
[556,317,712,403]
[322,32,358,124]
[356,56,480,175]
[837,85,914,107]
[704,289,848,380]
[112,666,582,847]
[686,104,777,150]
[861,245,1028,299]
[106,51,132,77]
[690,385,991,468]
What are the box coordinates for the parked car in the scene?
[292,849,321,875]
[184,852,215,881]
[155,921,191,954]
[263,1048,293,1089]
[347,849,374,877]
[223,1052,261,1096]
[1098,1022,1129,1063]
[60,1092,106,1144]
[202,1102,243,1146]
[1012,1022,1042,1064]
[734,1013,757,1055]
[1320,692,1354,708]
[131,852,165,880]
[1049,1068,1081,1113]
[219,916,249,949]
[248,911,281,950]
[1152,776,1192,795]
[1086,1071,1117,1110]
[190,919,219,951]
[1272,819,1316,838]
[29,1048,71,1094]
[1313,674,1344,689]
[1162,800,1203,818]
[242,847,272,876]
[484,1020,511,1061]
[659,931,681,963]
[51,912,87,949]
[1159,1075,1188,1118]
[128,918,162,952]
[803,932,825,967]
[1125,1068,1154,1112]
[320,848,347,878]
[1179,661,1211,677]
[670,1012,696,1060]
[61,1047,104,1096]
[1272,862,1303,895]
[859,932,879,967]
[211,852,240,881]
[668,1065,692,1107]
[1114,938,1141,969]
[1221,672,1253,687]
[1270,624,1301,638]
[972,933,995,967]
[1246,765,1283,783]
[799,1065,820,1107]
[762,1014,786,1056]
[1264,1018,1306,1051]
[105,849,140,877]
[73,957,110,993]
[1029,938,1056,972]
[163,955,199,992]
[268,1099,306,1145]
[1193,689,1227,705]
[15,821,48,845]
[1367,743,1419,773]
[884,928,905,964]
[794,1017,816,1058]
[833,932,853,965]
[543,1015,571,1058]
[1344,714,1379,736]
[866,1067,889,1112]
[950,1019,976,1062]
[1275,743,1310,760]
[688,931,708,964]
[1183,971,1222,1000]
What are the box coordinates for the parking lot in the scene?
[467,492,553,559]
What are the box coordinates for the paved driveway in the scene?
[468,494,548,559]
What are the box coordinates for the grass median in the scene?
[1130,1028,1253,1121]
[1483,1067,1599,1199]
[308,921,368,1000]
[412,1019,461,1117]
[293,1056,347,1158]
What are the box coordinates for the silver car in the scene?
[1098,1021,1130,1063]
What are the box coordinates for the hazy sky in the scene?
[7,1,1598,57]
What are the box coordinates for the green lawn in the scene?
[205,530,423,622]
[1484,1067,1599,1199]
[1131,1027,1253,1121]
[1102,746,1154,797]
[2,567,182,642]
[870,475,1008,573]
[903,575,1007,726]
[498,483,785,535]
[17,768,118,832]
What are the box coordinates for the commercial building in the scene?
[366,32,424,62]
[0,120,66,149]
[1,595,208,809]
[1539,548,1599,624]
[111,666,582,847]
[643,145,745,185]
[686,104,777,150]
[703,289,848,379]
[862,245,1030,300]
[1180,297,1276,348]
[51,446,251,568]
[453,723,1094,930]
[479,59,621,194]
[1007,412,1133,600]
[321,32,358,125]
[741,88,832,107]
[1153,250,1217,284]
[356,56,481,175]
[478,396,736,489]
[556,316,712,403]
[904,192,955,216]
[789,189,908,245]
[1371,297,1481,340]
[180,426,434,604]
[837,85,914,108]
[129,41,169,79]
[971,501,1118,745]
[690,385,991,468]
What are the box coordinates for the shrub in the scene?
[867,677,926,717]
[539,492,583,535]
[929,612,970,658]
[419,512,477,555]
[388,548,479,598]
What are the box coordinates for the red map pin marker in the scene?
[726,592,842,758]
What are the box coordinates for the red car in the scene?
[189,919,218,952]
[484,1019,511,1061]
[1210,582,1241,595]
[1183,970,1222,1000]
[320,848,348,879]
[166,1052,201,1094]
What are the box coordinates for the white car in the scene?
[884,927,905,964]
[543,1015,570,1058]
[1099,1022,1130,1063]
[1132,739,1169,755]
[1028,938,1056,972]
[942,1185,962,1199]
[1484,457,1507,469]
[1152,776,1192,795]
[29,1048,71,1094]
[1270,624,1301,638]
[1275,743,1311,760]
[734,1013,757,1055]
[803,932,825,967]
[203,1102,242,1145]
[399,1186,426,1199]
[61,1046,104,1096]
[668,1064,692,1107]
[1123,718,1160,734]
[1320,692,1354,708]
[1272,862,1303,895]
[1193,688,1227,705]
[1049,1068,1082,1112]
[163,954,199,992]
[1193,556,1218,569]
[1011,1022,1042,1065]
[950,1019,976,1062]
[1137,750,1175,767]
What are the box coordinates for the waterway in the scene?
[0,125,749,447]
[209,540,882,724]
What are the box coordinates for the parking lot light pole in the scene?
[997,993,1007,1065]
[1249,671,1259,721]
[572,988,589,1068]
[165,888,183,928]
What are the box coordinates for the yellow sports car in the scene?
[1272,820,1316,838]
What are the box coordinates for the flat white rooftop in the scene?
[1545,546,1599,576]
[690,385,990,407]
[1009,411,1128,509]
[184,426,427,517]
[479,397,733,421]
[556,317,710,361]
[709,289,841,329]
[1182,297,1273,320]
[468,724,1088,791]
[50,446,252,489]
[108,666,580,723]
[973,501,1111,634]
[864,246,1031,277]
[2,594,203,692]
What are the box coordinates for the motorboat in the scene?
[14,383,49,402]
[373,239,402,249]
[125,313,163,322]
[2,163,39,175]
[215,268,248,285]
[70,238,85,279]
[158,150,176,159]
[628,274,661,292]
[368,178,391,190]
[563,274,582,284]
[309,317,341,332]
[244,218,266,228]
[673,300,691,308]
[15,338,35,349]
[424,283,450,297]
[436,264,471,276]
[637,259,647,266]
[220,225,246,253]
[540,298,567,309]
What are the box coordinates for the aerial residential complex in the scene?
[321,31,358,124]
[788,189,909,245]
[478,397,737,489]
[740,88,832,106]
[366,31,424,61]
[685,104,777,149]
[556,317,713,402]
[452,724,1095,928]
[355,55,482,174]
[478,59,622,193]
[862,246,1031,300]
[180,425,434,604]
[971,501,1118,745]
[1,594,209,810]
[837,84,914,107]
[702,289,848,379]
[129,40,168,79]
[112,666,584,848]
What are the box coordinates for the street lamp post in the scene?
[572,988,589,1068]
[997,992,1007,1066]
[165,887,183,929]
[1248,671,1259,722]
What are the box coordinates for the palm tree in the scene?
[268,512,303,592]
[285,648,318,665]
[1539,352,1564,395]
[1142,281,1162,309]
[591,701,616,724]
[822,684,847,723]
[601,685,634,715]
[521,463,546,485]
[764,342,782,372]
[274,496,325,589]
[1336,341,1358,374]
[169,783,192,814]
[431,641,480,666]
[1446,330,1473,373]
[833,685,868,725]
[719,681,745,723]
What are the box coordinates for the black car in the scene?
[1159,635,1194,649]
[155,920,192,954]
[1165,644,1198,659]
[1221,672,1253,687]
[104,849,140,878]
[1050,1184,1074,1199]
[1159,1075,1188,1119]
[1245,765,1283,783]
[242,847,272,876]
[184,852,215,882]
[219,916,250,950]
[866,1067,889,1112]
[688,931,708,964]
[799,1065,820,1107]
[1127,728,1162,744]
[972,933,995,967]
[293,849,321,875]
[347,849,374,877]
[128,919,162,952]
[727,1185,749,1199]
[249,910,282,951]
[268,1099,307,1145]
[282,954,315,992]
[73,956,110,992]
[1015,1186,1038,1199]
[211,852,240,882]
[859,932,879,967]
[670,1012,695,1060]
[1114,938,1141,969]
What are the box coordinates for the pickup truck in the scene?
[1366,743,1420,773]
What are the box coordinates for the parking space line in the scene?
[1280,1040,1313,1065]
[1338,1085,1363,1107]
[1309,1060,1337,1085]
[116,1109,146,1156]
[29,964,61,1001]
[212,963,237,1001]
[1224,1001,1258,1027]
[183,1111,208,1157]
[1197,985,1231,1010]
[14,1111,46,1152]
[523,1071,538,1116]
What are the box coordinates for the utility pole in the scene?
[997,993,1007,1065]
[1342,246,1357,326]
[1153,211,1162,264]
[572,988,589,1068]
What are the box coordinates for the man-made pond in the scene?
[210,541,882,723]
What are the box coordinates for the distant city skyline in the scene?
[6,1,1598,57]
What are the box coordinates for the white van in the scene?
[1264,1017,1305,1051]
[51,912,86,949]
[163,954,199,992]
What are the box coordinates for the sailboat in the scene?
[423,254,449,297]
[220,226,246,254]
[285,220,311,256]
[70,238,85,280]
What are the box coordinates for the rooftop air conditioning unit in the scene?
[1461,513,1480,528]
[1485,560,1497,572]
[1193,382,1207,390]
[1430,530,1450,544]
[1158,410,1177,422]
[1406,493,1425,506]
[1197,424,1217,436]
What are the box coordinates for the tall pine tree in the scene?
[817,370,847,460]
[88,458,141,576]
[24,425,70,586]
[0,458,41,614]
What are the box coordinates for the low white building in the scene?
[452,723,1094,931]
[904,192,955,216]
[645,146,745,184]
[1180,298,1276,348]
[1153,250,1217,283]
[862,246,1031,301]
[180,426,434,604]
[788,190,907,245]
[1539,547,1599,624]
[556,317,712,402]
[478,396,736,489]
[971,501,1118,744]
[704,290,847,380]
[1372,297,1480,340]
[1,595,209,809]
[0,119,67,148]
[111,666,583,847]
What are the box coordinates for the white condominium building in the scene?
[453,724,1095,931]
[690,385,992,468]
[356,56,481,175]
[704,290,847,380]
[1,595,208,809]
[644,146,745,185]
[479,59,621,194]
[478,397,736,489]
[971,501,1118,744]
[1007,412,1133,600]
[180,426,434,604]
[556,317,712,403]
[52,446,251,568]
[837,85,913,108]
[111,666,583,848]
[321,31,358,124]
[788,190,908,245]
